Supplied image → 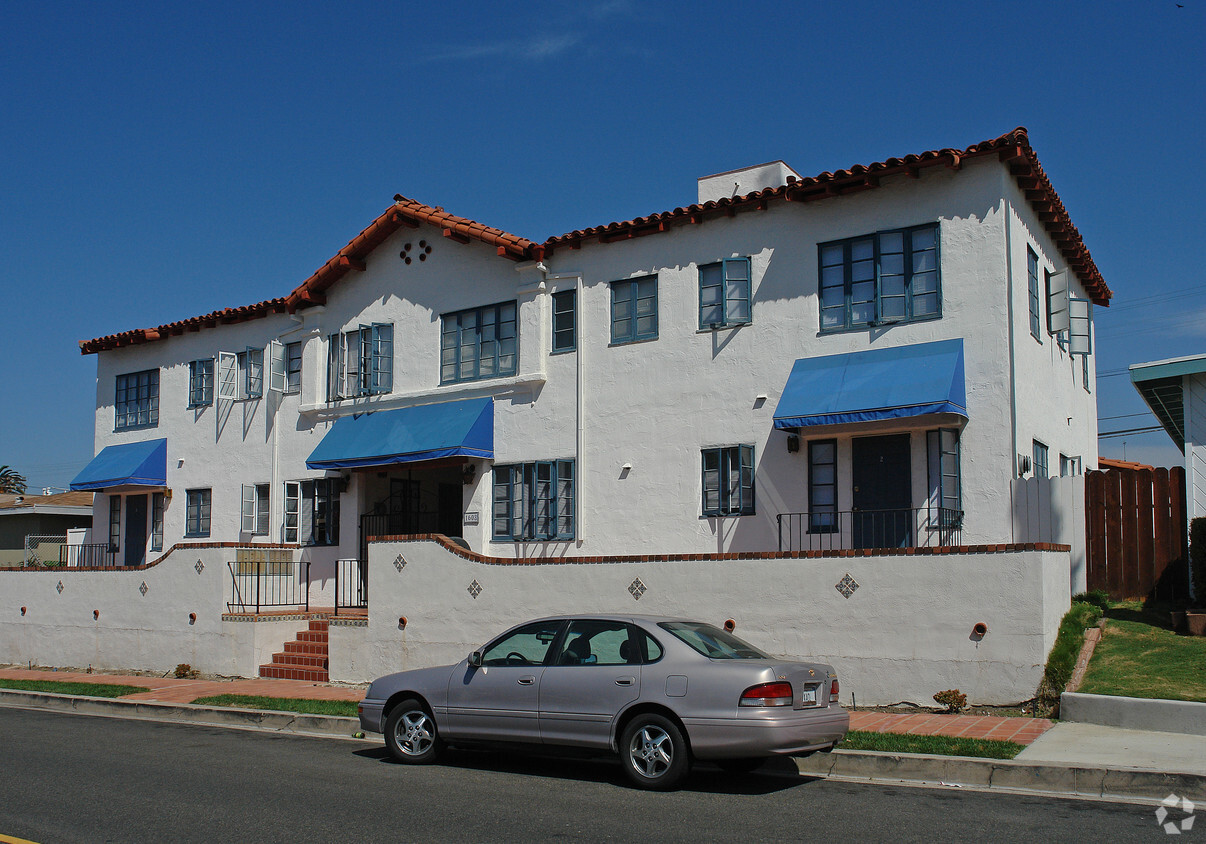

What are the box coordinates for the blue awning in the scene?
[306,397,494,470]
[70,438,168,491]
[773,339,967,429]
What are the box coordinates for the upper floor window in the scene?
[1027,247,1042,341]
[1082,353,1091,393]
[610,276,657,344]
[819,223,939,332]
[327,324,393,400]
[115,369,159,430]
[285,342,302,393]
[492,460,575,541]
[699,258,752,328]
[185,488,211,538]
[188,359,214,408]
[552,290,576,353]
[1032,440,1049,479]
[702,445,755,517]
[441,303,517,384]
[217,348,263,402]
[1059,454,1082,477]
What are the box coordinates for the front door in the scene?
[124,494,148,566]
[437,483,462,538]
[851,434,911,549]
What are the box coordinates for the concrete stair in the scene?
[259,619,329,682]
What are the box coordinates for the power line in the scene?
[1099,411,1154,421]
[1098,425,1165,438]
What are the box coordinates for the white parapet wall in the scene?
[329,538,1072,706]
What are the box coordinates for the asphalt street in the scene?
[0,708,1173,843]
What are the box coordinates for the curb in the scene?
[1061,692,1206,737]
[796,748,1206,803]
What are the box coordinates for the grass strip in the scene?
[1078,613,1206,703]
[838,730,1024,759]
[190,694,359,717]
[0,679,149,698]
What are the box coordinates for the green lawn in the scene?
[1078,603,1206,703]
[837,730,1023,759]
[190,694,360,717]
[0,679,149,697]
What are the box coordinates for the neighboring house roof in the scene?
[79,127,1110,355]
[1129,353,1206,452]
[0,491,94,516]
[1097,457,1157,472]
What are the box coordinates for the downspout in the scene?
[1003,194,1019,542]
[538,263,585,545]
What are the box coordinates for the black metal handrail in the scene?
[334,557,367,614]
[226,559,310,614]
[776,507,964,553]
[59,544,117,568]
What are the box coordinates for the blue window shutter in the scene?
[723,258,752,325]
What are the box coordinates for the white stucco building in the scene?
[70,127,1109,603]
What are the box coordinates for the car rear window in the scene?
[659,622,770,659]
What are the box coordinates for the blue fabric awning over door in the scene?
[772,339,967,429]
[306,397,494,470]
[70,438,168,491]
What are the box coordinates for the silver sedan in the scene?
[358,614,848,790]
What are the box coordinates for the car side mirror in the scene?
[468,650,483,668]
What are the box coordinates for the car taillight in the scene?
[829,678,839,703]
[740,681,794,707]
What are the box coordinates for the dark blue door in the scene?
[124,494,148,566]
[851,435,911,549]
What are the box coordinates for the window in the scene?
[1060,454,1082,477]
[115,370,159,430]
[819,223,939,331]
[283,479,339,545]
[1032,440,1049,479]
[480,619,564,667]
[1083,352,1091,393]
[217,348,263,401]
[285,342,302,393]
[108,496,121,552]
[610,276,657,343]
[552,289,576,353]
[927,429,961,528]
[241,483,270,535]
[808,440,837,532]
[1027,248,1042,341]
[441,304,516,384]
[1046,270,1066,350]
[327,324,393,400]
[492,460,575,541]
[185,489,211,538]
[150,492,165,552]
[701,445,755,516]
[556,620,634,666]
[699,258,751,328]
[188,359,214,407]
[659,621,771,660]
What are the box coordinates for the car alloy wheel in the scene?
[384,699,442,764]
[620,714,688,790]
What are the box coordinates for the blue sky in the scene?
[1,0,1202,491]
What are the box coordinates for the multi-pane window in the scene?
[115,370,159,430]
[819,224,939,331]
[1059,454,1083,477]
[441,304,517,384]
[241,483,270,535]
[150,492,165,552]
[492,460,575,541]
[701,445,755,516]
[285,342,302,393]
[327,324,393,400]
[808,440,837,532]
[1083,352,1091,393]
[1046,269,1067,350]
[1028,247,1042,341]
[217,349,263,401]
[1032,440,1049,479]
[283,479,339,545]
[552,290,576,353]
[610,276,658,343]
[108,496,121,552]
[699,258,752,328]
[927,429,961,528]
[185,489,211,538]
[188,359,214,407]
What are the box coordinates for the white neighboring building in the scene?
[72,127,1109,606]
[1131,354,1206,520]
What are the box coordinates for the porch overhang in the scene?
[70,438,168,491]
[1129,353,1206,453]
[306,397,493,470]
[772,339,967,430]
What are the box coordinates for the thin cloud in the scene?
[418,33,580,64]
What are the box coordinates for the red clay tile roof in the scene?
[80,128,1109,354]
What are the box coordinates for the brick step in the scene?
[259,618,331,682]
[259,665,329,682]
[284,640,327,655]
[296,630,328,644]
[308,620,329,632]
[269,652,328,668]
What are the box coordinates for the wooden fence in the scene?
[1085,466,1188,601]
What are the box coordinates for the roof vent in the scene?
[697,161,800,205]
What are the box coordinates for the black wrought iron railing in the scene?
[776,508,964,553]
[335,557,368,614]
[59,544,117,567]
[226,559,310,613]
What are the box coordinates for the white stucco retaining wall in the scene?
[328,538,1072,706]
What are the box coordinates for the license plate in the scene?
[800,686,817,705]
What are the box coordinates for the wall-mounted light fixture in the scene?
[787,435,800,454]
[462,464,477,486]
[1017,454,1031,477]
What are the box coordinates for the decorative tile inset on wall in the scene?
[628,577,646,601]
[139,581,149,596]
[394,554,407,572]
[835,573,859,599]
[56,580,64,594]
[195,559,205,575]
[468,579,482,599]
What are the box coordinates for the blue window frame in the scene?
[807,440,837,532]
[699,258,752,328]
[185,488,211,538]
[1032,440,1049,479]
[188,359,213,408]
[441,303,517,384]
[819,223,939,331]
[926,428,962,529]
[1027,247,1042,341]
[115,369,159,430]
[552,289,576,353]
[610,276,658,344]
[108,496,121,552]
[702,445,755,516]
[1082,352,1091,393]
[328,323,393,399]
[151,492,165,552]
[285,341,302,393]
[492,460,575,540]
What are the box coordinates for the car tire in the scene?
[620,714,690,790]
[716,757,766,774]
[384,699,443,764]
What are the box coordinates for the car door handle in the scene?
[518,676,535,685]
[615,677,635,686]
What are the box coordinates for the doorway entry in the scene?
[124,494,148,566]
[851,434,912,549]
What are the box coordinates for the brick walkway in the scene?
[0,668,1053,744]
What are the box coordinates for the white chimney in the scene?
[697,160,800,205]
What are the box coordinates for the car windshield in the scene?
[659,622,770,659]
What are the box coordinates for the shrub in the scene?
[1191,517,1206,608]
[1071,590,1111,611]
[933,689,967,713]
[1034,601,1104,716]
[174,663,199,679]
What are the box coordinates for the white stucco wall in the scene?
[1185,373,1206,519]
[326,538,1072,706]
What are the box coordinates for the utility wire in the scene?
[1098,425,1165,438]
